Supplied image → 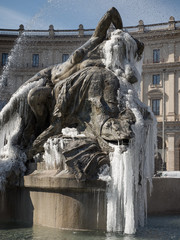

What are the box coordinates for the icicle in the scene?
[43,127,85,170]
[0,114,27,191]
[0,78,45,191]
[103,30,156,234]
[43,137,65,170]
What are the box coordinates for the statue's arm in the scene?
[70,7,123,65]
[92,7,123,41]
[51,8,123,82]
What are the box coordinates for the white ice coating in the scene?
[103,30,157,234]
[43,127,85,170]
[0,78,45,190]
[160,171,180,178]
[43,137,65,170]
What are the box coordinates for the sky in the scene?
[0,0,180,30]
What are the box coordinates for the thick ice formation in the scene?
[103,30,156,234]
[0,78,45,190]
[43,128,85,170]
[43,137,65,170]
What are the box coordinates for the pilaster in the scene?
[166,133,175,170]
[167,72,175,120]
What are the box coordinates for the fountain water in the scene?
[0,7,156,234]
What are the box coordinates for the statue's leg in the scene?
[26,119,62,160]
[22,112,36,148]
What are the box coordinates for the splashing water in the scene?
[0,34,24,90]
[103,30,157,234]
[0,0,55,99]
[0,113,26,190]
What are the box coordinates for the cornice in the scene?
[132,29,180,42]
[142,62,180,72]
[158,121,180,129]
[0,35,90,46]
[147,89,163,99]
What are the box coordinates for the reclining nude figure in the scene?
[0,7,148,182]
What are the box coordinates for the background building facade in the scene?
[1,18,180,171]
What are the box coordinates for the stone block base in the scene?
[1,174,180,230]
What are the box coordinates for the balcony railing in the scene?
[0,17,180,37]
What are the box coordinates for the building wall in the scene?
[135,25,180,171]
[0,20,180,171]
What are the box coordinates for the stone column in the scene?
[174,144,180,170]
[78,24,84,37]
[19,24,24,35]
[166,133,175,171]
[138,20,144,32]
[167,43,175,62]
[168,16,175,30]
[49,25,54,37]
[178,75,180,119]
[167,72,175,121]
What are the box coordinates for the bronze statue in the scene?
[0,7,148,182]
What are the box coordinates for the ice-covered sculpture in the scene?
[0,7,156,233]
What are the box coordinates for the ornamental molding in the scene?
[157,121,180,129]
[147,89,163,98]
[143,62,180,71]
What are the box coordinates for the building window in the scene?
[62,54,69,63]
[32,54,39,67]
[152,99,160,115]
[153,49,160,63]
[152,74,160,85]
[2,53,8,66]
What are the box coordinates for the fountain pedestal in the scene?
[0,169,107,230]
[24,170,107,230]
[1,173,180,230]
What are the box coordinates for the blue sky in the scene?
[0,0,180,30]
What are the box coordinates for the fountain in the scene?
[0,7,156,234]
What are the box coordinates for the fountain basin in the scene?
[147,177,180,215]
[0,173,180,230]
